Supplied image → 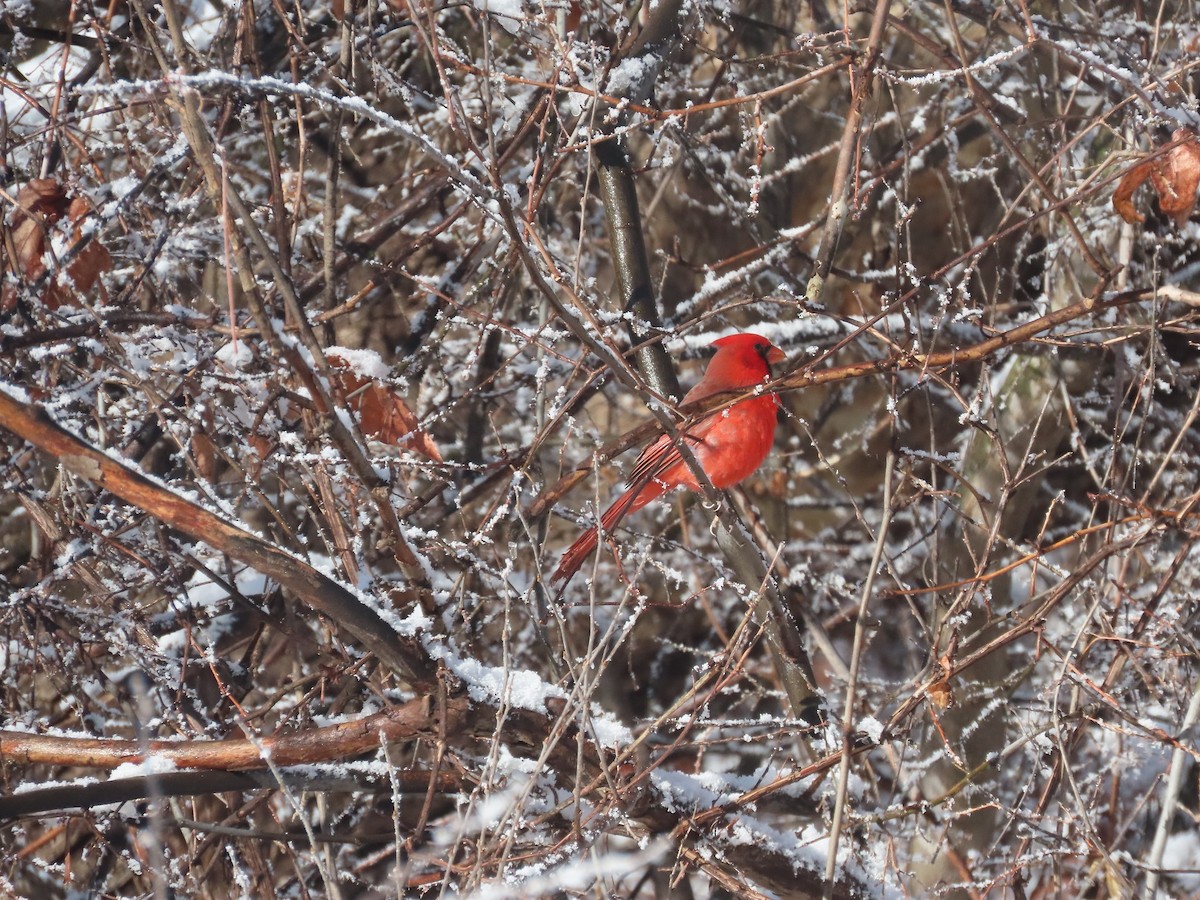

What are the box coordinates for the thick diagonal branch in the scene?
[0,387,438,688]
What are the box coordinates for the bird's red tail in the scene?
[551,482,663,584]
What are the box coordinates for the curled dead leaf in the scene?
[1113,128,1200,226]
[327,350,443,463]
[2,178,112,311]
[62,196,112,297]
[926,679,954,710]
[1112,158,1155,224]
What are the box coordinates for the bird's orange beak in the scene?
[766,345,786,365]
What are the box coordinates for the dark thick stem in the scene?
[594,139,679,399]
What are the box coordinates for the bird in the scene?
[552,332,785,585]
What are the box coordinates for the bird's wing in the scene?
[623,346,761,492]
[625,419,713,489]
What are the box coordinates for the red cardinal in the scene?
[552,332,785,585]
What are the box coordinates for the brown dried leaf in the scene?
[2,179,111,311]
[61,196,112,297]
[192,404,218,482]
[926,679,954,710]
[1113,129,1200,226]
[328,351,443,463]
[1151,129,1200,226]
[7,179,69,282]
[1112,158,1154,224]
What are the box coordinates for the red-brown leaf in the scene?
[61,196,112,297]
[1112,158,1154,224]
[1113,129,1200,226]
[2,179,111,311]
[1151,129,1200,226]
[8,179,70,281]
[327,352,443,463]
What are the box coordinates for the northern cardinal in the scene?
[552,332,785,585]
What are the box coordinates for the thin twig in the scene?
[824,450,896,895]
